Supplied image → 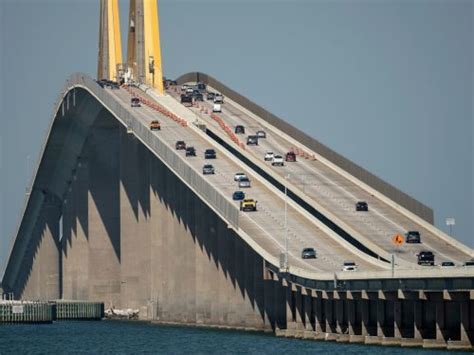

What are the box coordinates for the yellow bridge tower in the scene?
[98,0,164,94]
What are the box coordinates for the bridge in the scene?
[1,0,473,350]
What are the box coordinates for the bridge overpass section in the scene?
[172,74,474,268]
[0,74,472,349]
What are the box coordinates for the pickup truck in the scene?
[240,198,257,212]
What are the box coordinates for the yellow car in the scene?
[149,120,161,131]
[240,198,257,212]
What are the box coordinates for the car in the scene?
[264,152,274,161]
[256,130,266,138]
[214,94,224,104]
[417,251,434,266]
[207,92,216,101]
[355,201,368,212]
[271,155,284,166]
[342,261,358,271]
[238,177,251,188]
[301,248,316,259]
[441,261,455,267]
[175,140,186,150]
[185,146,196,157]
[240,198,257,212]
[186,87,194,94]
[193,92,204,101]
[204,149,216,159]
[202,164,215,175]
[196,82,206,91]
[181,84,190,92]
[131,97,141,107]
[234,173,247,181]
[149,120,161,131]
[235,125,245,134]
[213,103,222,113]
[405,231,421,243]
[464,259,474,267]
[247,135,258,146]
[232,191,246,201]
[181,94,193,106]
[285,151,297,162]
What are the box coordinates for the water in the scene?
[0,321,468,354]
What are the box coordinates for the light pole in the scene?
[446,217,455,236]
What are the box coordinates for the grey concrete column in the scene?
[460,300,471,344]
[87,127,121,307]
[377,300,385,337]
[436,301,446,342]
[336,299,346,334]
[361,300,370,336]
[394,300,402,339]
[294,288,305,336]
[347,299,356,335]
[325,298,335,333]
[314,294,323,333]
[286,285,295,335]
[414,300,423,340]
[304,293,313,331]
[21,199,61,301]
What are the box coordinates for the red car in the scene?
[285,151,296,162]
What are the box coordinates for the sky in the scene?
[0,0,472,275]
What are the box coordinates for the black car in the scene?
[301,248,316,259]
[464,259,474,267]
[441,261,455,267]
[180,94,193,106]
[355,201,368,212]
[235,125,245,134]
[175,140,186,150]
[417,251,434,266]
[247,135,258,146]
[207,92,215,101]
[193,92,203,101]
[202,164,215,175]
[197,82,206,91]
[204,149,217,159]
[185,147,196,157]
[405,231,421,243]
[232,191,245,201]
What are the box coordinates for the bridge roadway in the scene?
[168,83,474,267]
[109,87,387,274]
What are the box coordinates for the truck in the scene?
[417,251,435,266]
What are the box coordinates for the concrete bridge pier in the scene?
[20,198,61,301]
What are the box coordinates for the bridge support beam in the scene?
[21,198,61,301]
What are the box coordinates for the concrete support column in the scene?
[325,298,335,334]
[460,300,472,345]
[314,294,323,334]
[21,199,61,301]
[394,300,402,339]
[361,300,369,336]
[336,299,346,334]
[285,285,295,335]
[347,300,356,335]
[414,300,423,340]
[304,293,313,331]
[87,126,121,307]
[294,288,305,336]
[377,300,385,338]
[436,301,446,342]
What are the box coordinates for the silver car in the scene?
[238,177,251,188]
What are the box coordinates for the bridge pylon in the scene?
[126,0,164,94]
[97,0,123,82]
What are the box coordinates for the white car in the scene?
[264,152,274,161]
[342,261,358,271]
[238,177,251,188]
[234,173,247,181]
[186,87,194,94]
[213,103,222,113]
[271,155,284,166]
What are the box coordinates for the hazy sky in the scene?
[0,0,472,275]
